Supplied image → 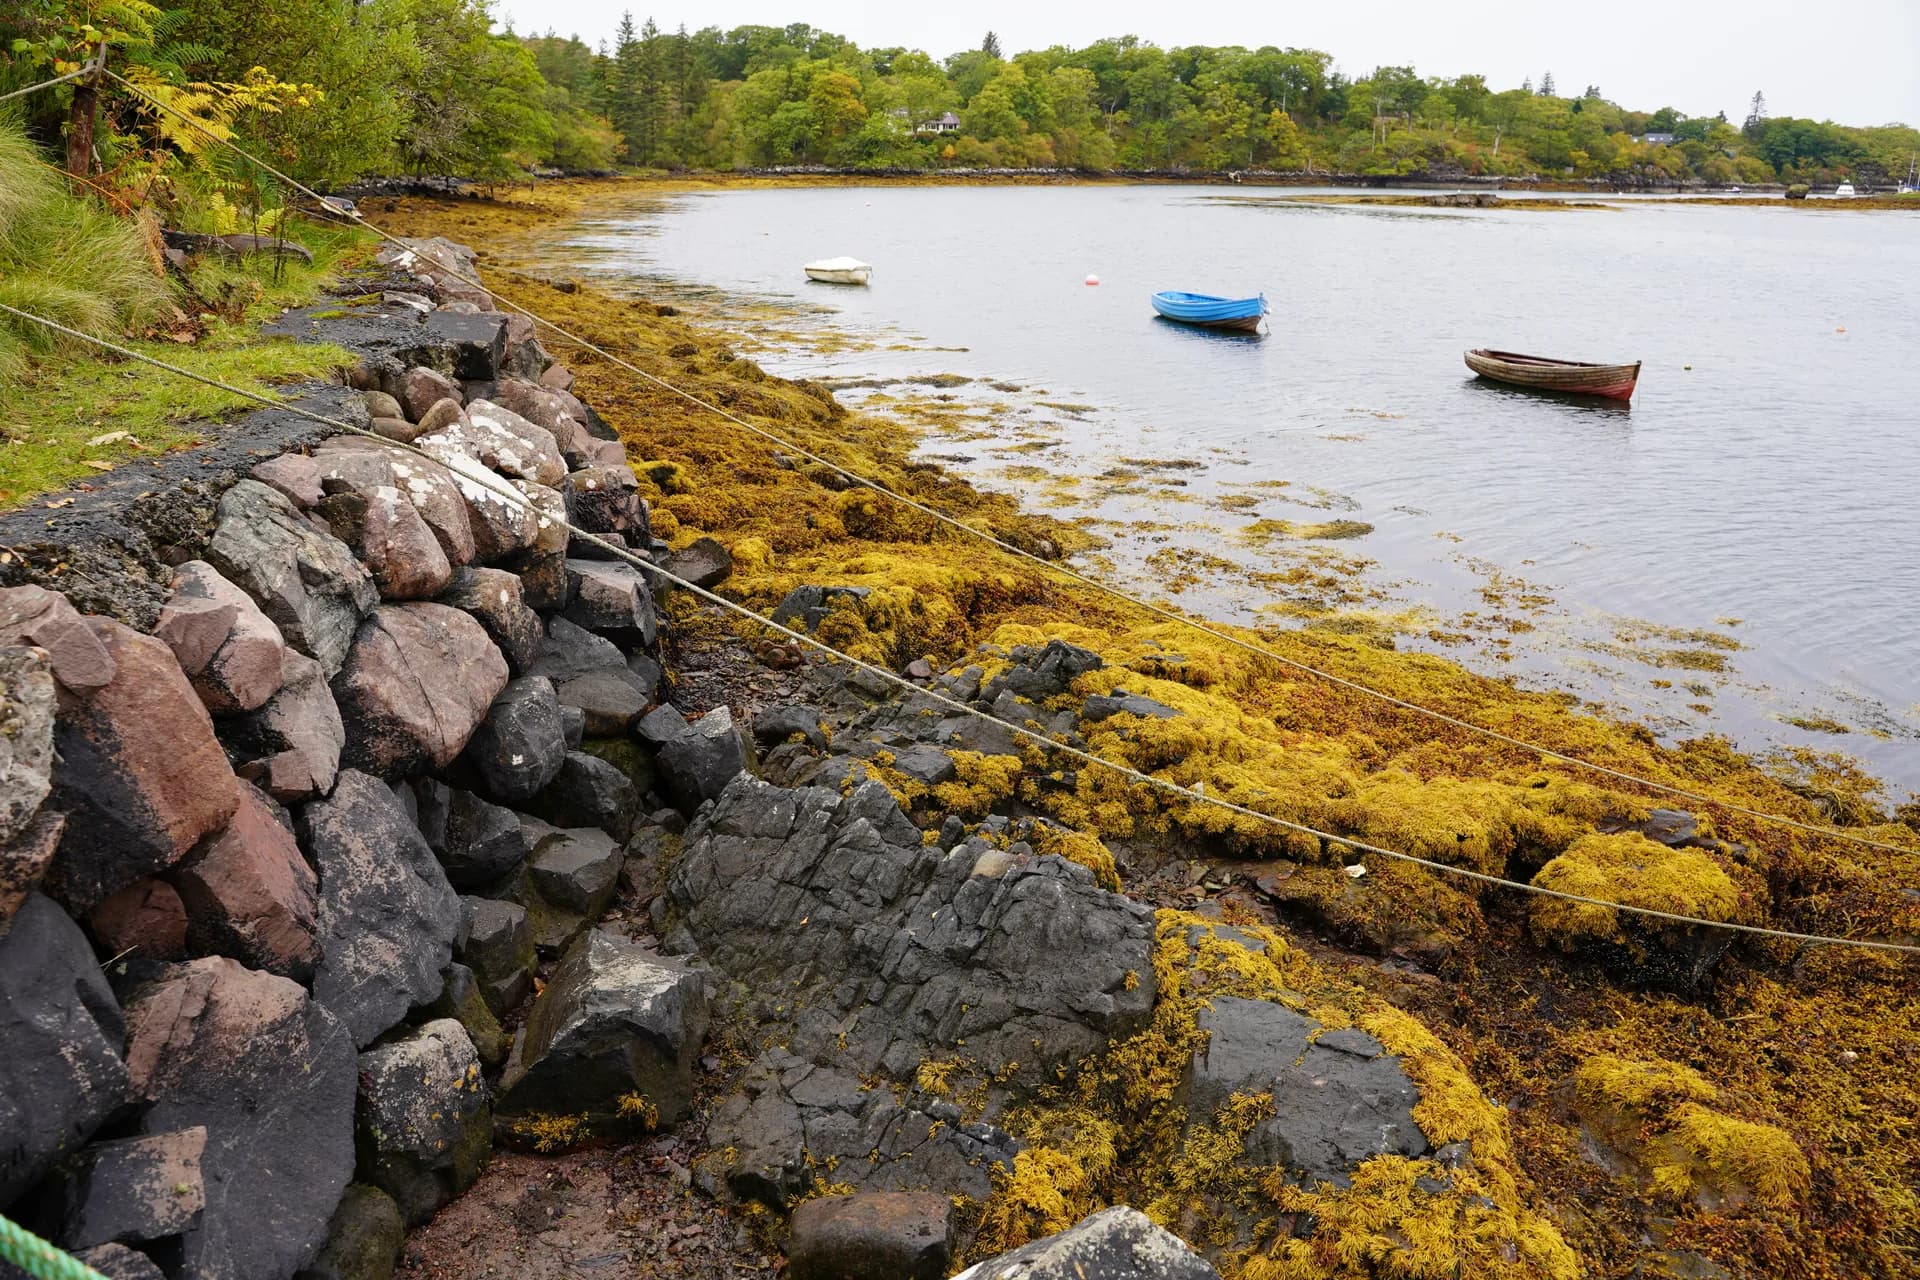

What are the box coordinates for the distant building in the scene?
[922,112,962,135]
[1636,132,1678,146]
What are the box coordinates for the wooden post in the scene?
[65,43,106,180]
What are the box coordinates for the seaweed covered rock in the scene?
[300,771,461,1047]
[1529,832,1742,989]
[0,893,130,1205]
[957,1207,1220,1280]
[494,929,707,1146]
[121,957,355,1280]
[353,1019,490,1224]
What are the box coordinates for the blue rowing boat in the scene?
[1151,290,1268,333]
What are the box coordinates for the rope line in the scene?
[97,69,1920,862]
[0,63,97,105]
[3,298,1913,955]
[0,1215,110,1280]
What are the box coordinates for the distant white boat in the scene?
[804,257,872,285]
[1834,182,1857,198]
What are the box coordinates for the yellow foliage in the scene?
[1529,833,1741,947]
[505,1113,591,1152]
[931,751,1025,818]
[1029,824,1122,890]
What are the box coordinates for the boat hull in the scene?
[1151,290,1268,331]
[804,267,871,285]
[1464,349,1641,401]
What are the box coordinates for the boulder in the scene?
[458,896,534,1014]
[0,893,130,1205]
[313,484,452,601]
[989,639,1103,701]
[171,785,321,980]
[528,752,639,840]
[418,400,565,488]
[461,677,567,803]
[770,584,871,634]
[655,707,749,813]
[415,397,464,436]
[153,560,287,713]
[332,604,509,777]
[563,465,647,548]
[363,390,405,420]
[314,437,477,569]
[660,536,732,589]
[399,367,460,422]
[204,479,377,676]
[121,957,356,1280]
[563,559,657,648]
[500,316,551,381]
[424,311,508,381]
[50,1127,206,1251]
[1081,691,1181,723]
[436,567,542,674]
[539,363,574,393]
[249,453,325,508]
[354,1019,490,1225]
[300,771,462,1047]
[0,584,117,692]
[495,930,707,1140]
[420,963,507,1068]
[368,416,422,444]
[0,646,57,923]
[499,480,570,610]
[524,821,624,918]
[220,649,345,803]
[953,1207,1220,1280]
[789,1191,954,1280]
[437,451,539,564]
[45,619,241,909]
[87,879,189,964]
[527,616,627,684]
[412,779,529,888]
[753,705,827,751]
[553,667,650,736]
[560,704,587,748]
[292,1184,403,1280]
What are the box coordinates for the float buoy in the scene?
[1084,274,1100,286]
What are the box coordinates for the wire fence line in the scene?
[0,62,97,106]
[2,296,1915,956]
[95,67,1920,862]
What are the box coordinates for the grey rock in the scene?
[496,930,708,1139]
[220,649,344,802]
[424,311,508,381]
[524,821,624,916]
[559,704,586,749]
[413,780,529,888]
[0,646,56,923]
[205,479,377,676]
[954,1207,1219,1280]
[891,745,956,787]
[553,667,651,736]
[354,1019,490,1224]
[635,702,690,746]
[51,1127,206,1250]
[301,771,462,1048]
[71,1245,167,1280]
[789,1191,953,1280]
[436,567,542,674]
[659,536,733,589]
[458,896,534,1014]
[527,616,628,684]
[121,958,356,1280]
[655,707,749,813]
[770,584,870,633]
[1081,692,1181,723]
[753,705,826,751]
[420,963,507,1068]
[292,1184,403,1280]
[0,894,129,1205]
[562,559,657,648]
[528,752,639,840]
[992,640,1104,701]
[462,677,567,803]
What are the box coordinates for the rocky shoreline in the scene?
[2,200,1914,1280]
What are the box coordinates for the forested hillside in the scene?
[3,4,1915,193]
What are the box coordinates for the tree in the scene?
[1743,90,1768,140]
[980,31,1001,59]
[1539,71,1555,96]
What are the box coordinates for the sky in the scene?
[495,0,1920,128]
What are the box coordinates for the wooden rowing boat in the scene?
[804,257,872,285]
[1151,291,1268,333]
[1463,349,1641,401]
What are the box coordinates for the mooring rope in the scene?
[0,1215,110,1280]
[3,297,1914,955]
[0,62,99,106]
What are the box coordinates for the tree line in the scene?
[3,6,1914,191]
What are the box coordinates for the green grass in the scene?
[0,122,373,508]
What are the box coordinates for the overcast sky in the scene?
[496,0,1918,126]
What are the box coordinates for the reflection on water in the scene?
[536,185,1920,794]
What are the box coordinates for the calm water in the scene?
[541,185,1920,794]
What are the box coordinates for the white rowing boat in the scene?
[803,256,872,285]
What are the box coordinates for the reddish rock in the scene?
[538,363,574,393]
[315,436,477,569]
[154,560,288,714]
[315,484,452,601]
[420,399,566,488]
[173,786,320,980]
[0,585,117,692]
[489,378,589,463]
[415,397,465,435]
[0,809,63,930]
[576,436,627,468]
[789,1191,955,1280]
[221,649,344,803]
[89,879,189,963]
[436,566,543,673]
[121,957,355,1280]
[563,464,647,547]
[53,1127,207,1250]
[369,415,424,443]
[501,480,571,610]
[46,620,241,909]
[248,453,324,508]
[332,604,509,777]
[433,452,540,563]
[400,367,459,421]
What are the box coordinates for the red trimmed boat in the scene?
[1464,349,1642,401]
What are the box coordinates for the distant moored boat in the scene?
[1464,349,1642,401]
[804,257,872,285]
[1151,290,1268,333]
